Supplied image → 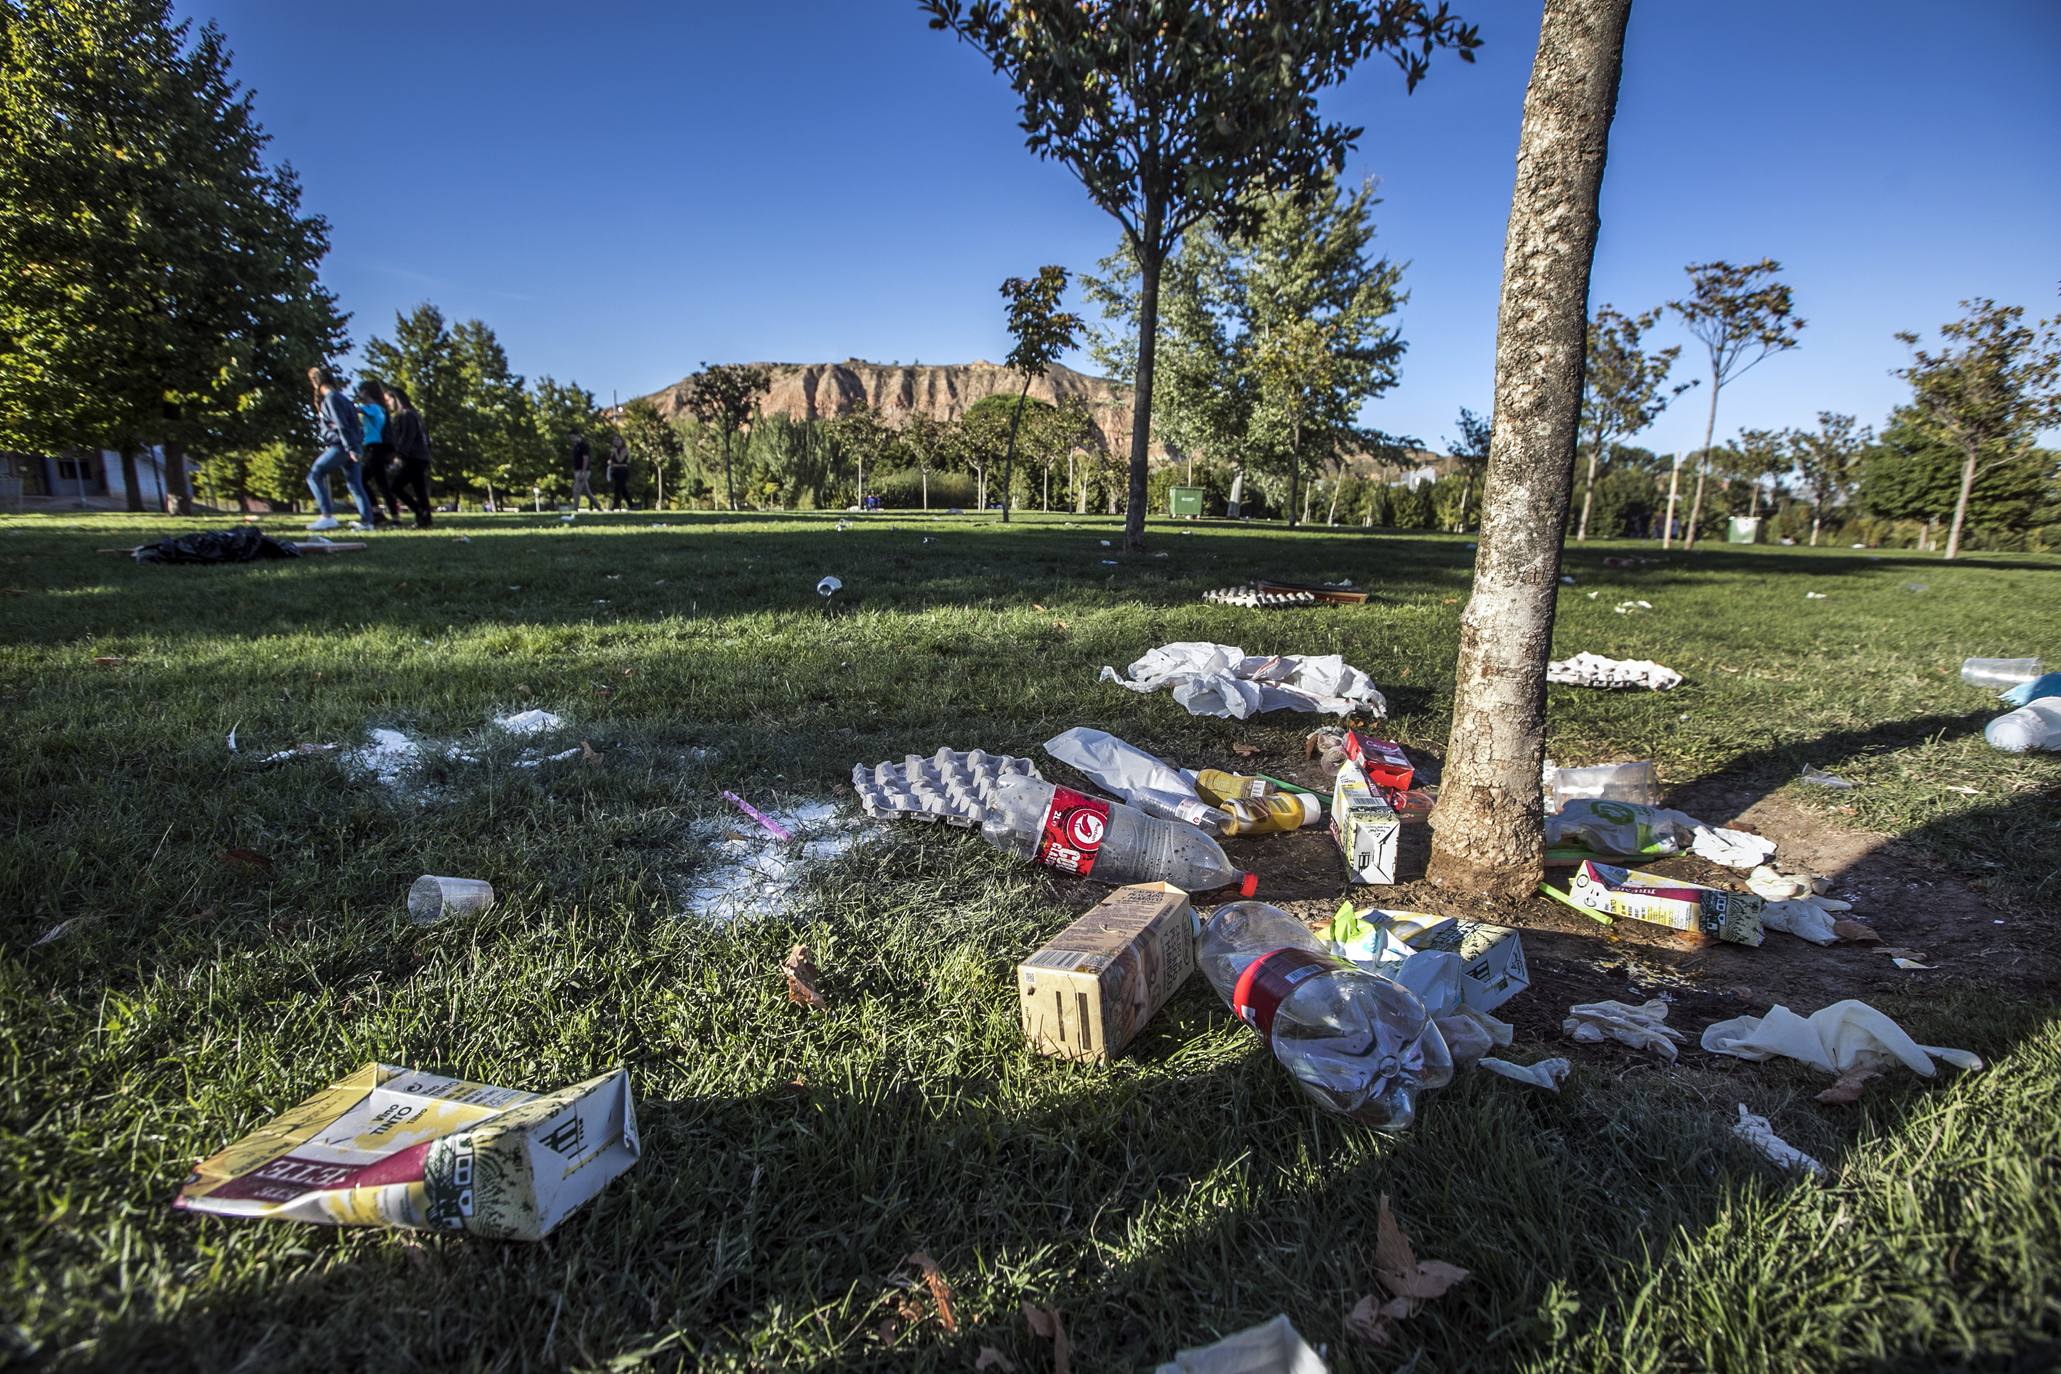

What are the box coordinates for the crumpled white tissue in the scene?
[1564,998,1685,1061]
[1732,1104,1825,1176]
[1701,999,1983,1076]
[1099,642,1387,718]
[1480,1057,1571,1092]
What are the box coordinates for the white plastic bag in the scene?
[1700,1000,1982,1076]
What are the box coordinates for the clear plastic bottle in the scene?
[1196,901,1451,1130]
[980,774,1257,895]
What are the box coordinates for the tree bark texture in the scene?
[1124,234,1161,552]
[1428,0,1632,900]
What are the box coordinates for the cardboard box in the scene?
[1547,860,1763,945]
[1345,732,1414,791]
[173,1062,640,1240]
[1381,912,1531,1013]
[1331,759,1400,884]
[1018,882,1196,1062]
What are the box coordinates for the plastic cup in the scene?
[1960,657,2041,689]
[408,875,495,926]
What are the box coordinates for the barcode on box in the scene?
[1024,948,1100,972]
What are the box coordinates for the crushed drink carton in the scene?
[1381,912,1531,1013]
[1018,882,1196,1062]
[174,1062,640,1240]
[1344,732,1414,792]
[1331,759,1400,884]
[1544,859,1764,945]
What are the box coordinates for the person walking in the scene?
[568,430,599,512]
[607,433,632,510]
[305,365,373,531]
[382,383,435,527]
[355,379,398,525]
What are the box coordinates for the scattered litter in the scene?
[1563,999,1685,1060]
[407,874,494,926]
[349,727,423,787]
[1544,800,1775,870]
[1544,860,1763,945]
[1805,591,1828,599]
[1479,1056,1570,1092]
[835,519,851,532]
[1100,559,1118,566]
[1890,956,1935,970]
[1960,656,2041,689]
[1158,1314,1326,1373]
[1332,761,1400,884]
[1815,1067,1881,1105]
[723,790,795,841]
[1544,760,1661,808]
[1746,867,1851,944]
[31,917,90,948]
[1831,918,1880,943]
[685,800,876,922]
[1100,642,1388,718]
[1999,671,2061,707]
[495,709,564,737]
[1559,574,1575,585]
[1731,1104,1825,1177]
[1701,999,1982,1076]
[1343,1195,1470,1348]
[853,748,1042,828]
[984,775,1253,894]
[783,943,829,1011]
[226,722,238,753]
[1985,699,2061,753]
[1799,764,1855,789]
[259,741,341,764]
[1042,728,1216,829]
[1254,579,1370,604]
[817,575,842,597]
[1099,539,1112,547]
[1018,883,1195,1062]
[1546,653,1681,690]
[126,527,310,564]
[1612,599,1653,615]
[172,1061,639,1240]
[1203,586,1317,609]
[511,747,582,770]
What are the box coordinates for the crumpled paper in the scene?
[1732,1104,1825,1176]
[1564,999,1684,1061]
[1480,1057,1571,1092]
[1546,653,1682,691]
[1099,641,1388,719]
[1700,999,1983,1076]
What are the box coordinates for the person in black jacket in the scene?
[568,430,600,512]
[381,383,435,527]
[608,433,632,510]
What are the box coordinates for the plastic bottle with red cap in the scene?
[1196,900,1451,1130]
[979,774,1258,896]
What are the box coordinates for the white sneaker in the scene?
[349,521,373,532]
[308,516,340,531]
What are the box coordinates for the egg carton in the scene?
[851,748,1043,828]
[1203,585,1317,609]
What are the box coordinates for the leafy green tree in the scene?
[614,399,681,508]
[362,305,536,507]
[1895,298,2061,559]
[1788,412,1868,546]
[527,377,601,504]
[683,363,771,511]
[1729,426,1792,519]
[0,0,347,511]
[1574,305,1690,540]
[824,405,893,509]
[900,414,966,511]
[924,0,1477,551]
[1666,258,1805,547]
[1860,406,2050,551]
[1444,407,1491,531]
[995,266,1084,522]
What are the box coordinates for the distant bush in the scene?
[871,467,976,510]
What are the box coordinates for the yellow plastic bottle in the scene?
[1220,792,1324,836]
[1196,770,1275,806]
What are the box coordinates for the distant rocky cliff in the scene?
[639,358,1132,453]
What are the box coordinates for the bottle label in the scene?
[1231,947,1345,1042]
[1035,786,1111,877]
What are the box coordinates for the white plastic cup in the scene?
[1544,760,1661,809]
[817,575,842,597]
[408,875,495,926]
[1961,657,2041,689]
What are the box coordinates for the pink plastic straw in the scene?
[721,790,794,842]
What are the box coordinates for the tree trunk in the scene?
[485,479,497,511]
[1328,480,1341,526]
[163,440,191,515]
[1000,374,1031,524]
[1458,475,1471,530]
[1944,442,1977,560]
[119,450,143,512]
[1428,0,1631,901]
[923,465,929,511]
[1124,219,1163,552]
[656,456,665,511]
[1043,462,1050,511]
[723,428,736,511]
[1576,421,1602,540]
[1809,511,1820,546]
[1661,455,1681,545]
[1682,367,1719,550]
[1288,414,1303,529]
[858,452,865,510]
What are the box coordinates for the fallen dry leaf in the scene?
[904,1251,957,1333]
[216,848,273,872]
[1831,919,1881,943]
[579,740,600,763]
[975,1348,1019,1372]
[1345,1292,1414,1345]
[783,944,828,1011]
[1816,1067,1882,1105]
[1373,1194,1469,1303]
[92,655,127,667]
[1021,1302,1070,1374]
[1229,742,1261,759]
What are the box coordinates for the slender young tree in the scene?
[1443,406,1491,531]
[1428,0,1631,900]
[922,0,1477,551]
[1731,425,1791,519]
[1895,299,2061,560]
[685,363,772,511]
[615,399,681,509]
[996,266,1083,523]
[1790,411,1869,546]
[1666,258,1804,548]
[1574,305,1691,539]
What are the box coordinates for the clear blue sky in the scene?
[177,0,2060,457]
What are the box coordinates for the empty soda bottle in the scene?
[1197,900,1451,1130]
[980,775,1257,895]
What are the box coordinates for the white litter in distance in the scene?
[1100,641,1388,718]
[349,727,422,787]
[1613,599,1654,615]
[496,709,564,737]
[684,799,882,922]
[1800,764,1856,789]
[1732,1104,1825,1176]
[1547,653,1682,691]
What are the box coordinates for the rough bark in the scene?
[1945,443,1977,559]
[119,450,143,512]
[1124,224,1162,552]
[1428,0,1631,900]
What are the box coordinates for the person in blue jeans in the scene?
[354,379,399,525]
[305,365,372,531]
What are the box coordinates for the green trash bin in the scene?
[1169,486,1204,518]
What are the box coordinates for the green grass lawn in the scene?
[2,510,2057,1372]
